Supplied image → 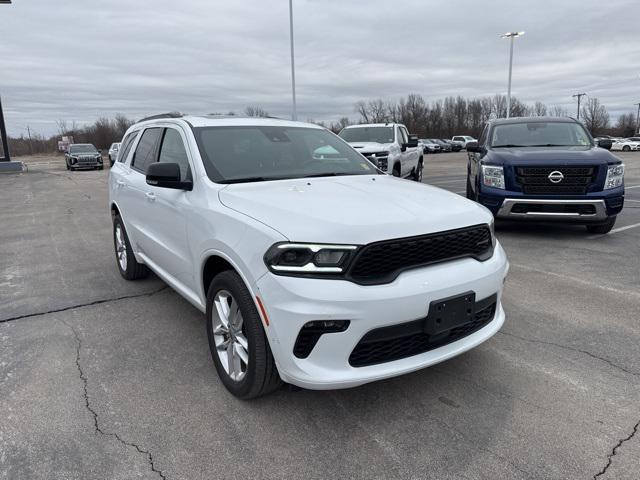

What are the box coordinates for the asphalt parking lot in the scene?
[1,152,639,480]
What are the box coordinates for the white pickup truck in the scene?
[339,123,424,181]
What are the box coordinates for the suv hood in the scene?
[219,175,491,244]
[348,142,392,153]
[486,146,618,166]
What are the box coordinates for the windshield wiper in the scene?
[492,144,526,148]
[526,144,582,147]
[302,172,356,178]
[219,176,290,184]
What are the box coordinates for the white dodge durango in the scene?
[109,114,509,399]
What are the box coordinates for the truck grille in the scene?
[347,225,493,285]
[362,152,389,171]
[516,166,596,195]
[349,295,497,367]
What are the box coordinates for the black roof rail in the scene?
[138,112,184,122]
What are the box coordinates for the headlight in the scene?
[264,243,359,276]
[481,165,505,189]
[604,163,624,190]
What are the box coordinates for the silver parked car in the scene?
[108,142,121,166]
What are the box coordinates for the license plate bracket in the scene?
[424,291,476,335]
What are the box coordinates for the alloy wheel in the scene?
[115,224,127,271]
[212,290,249,382]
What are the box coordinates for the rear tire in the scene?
[206,271,282,399]
[586,216,616,234]
[113,215,149,280]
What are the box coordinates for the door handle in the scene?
[145,192,156,202]
[116,180,126,187]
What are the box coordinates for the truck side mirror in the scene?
[597,139,612,150]
[466,141,482,153]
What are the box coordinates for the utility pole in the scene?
[0,95,10,162]
[635,103,640,135]
[500,32,525,118]
[288,0,297,121]
[26,125,33,155]
[573,93,587,121]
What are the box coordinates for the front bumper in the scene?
[256,242,508,389]
[479,186,624,222]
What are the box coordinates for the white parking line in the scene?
[588,221,640,239]
[625,185,640,189]
[428,178,466,185]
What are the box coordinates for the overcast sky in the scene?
[0,0,638,137]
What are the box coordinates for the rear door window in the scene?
[131,128,163,173]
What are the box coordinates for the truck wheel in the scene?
[206,271,282,399]
[586,216,616,234]
[113,215,149,280]
[392,165,401,177]
[466,177,477,201]
[413,159,423,182]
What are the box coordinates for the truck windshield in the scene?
[193,126,379,183]
[490,122,592,147]
[339,127,394,144]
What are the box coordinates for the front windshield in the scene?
[194,126,379,183]
[339,126,394,144]
[69,144,97,154]
[490,122,592,147]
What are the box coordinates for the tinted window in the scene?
[194,126,378,183]
[131,128,162,173]
[117,131,139,163]
[399,127,409,144]
[69,144,97,154]
[338,127,394,144]
[158,128,191,180]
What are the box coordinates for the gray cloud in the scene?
[1,0,638,136]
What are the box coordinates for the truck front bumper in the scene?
[479,186,624,222]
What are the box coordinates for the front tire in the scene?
[206,271,282,399]
[413,158,424,182]
[622,145,630,152]
[392,164,401,177]
[586,216,616,234]
[466,176,477,201]
[113,215,149,280]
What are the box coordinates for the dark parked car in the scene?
[442,139,462,152]
[65,143,103,170]
[466,117,624,234]
[429,138,452,152]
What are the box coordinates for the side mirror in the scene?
[466,141,482,153]
[146,163,192,190]
[406,134,419,148]
[597,139,612,150]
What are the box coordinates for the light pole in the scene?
[501,31,524,118]
[0,0,12,163]
[288,0,297,121]
[573,93,587,120]
[635,103,640,135]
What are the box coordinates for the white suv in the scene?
[109,115,508,399]
[451,135,477,149]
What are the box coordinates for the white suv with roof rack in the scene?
[109,114,508,398]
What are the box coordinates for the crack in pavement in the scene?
[593,420,640,479]
[0,286,168,324]
[61,319,167,480]
[497,331,639,378]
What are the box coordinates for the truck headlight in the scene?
[265,243,359,276]
[604,164,624,190]
[481,165,505,189]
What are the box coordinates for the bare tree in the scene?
[532,101,547,116]
[615,113,637,137]
[244,106,269,117]
[549,105,569,117]
[581,97,610,134]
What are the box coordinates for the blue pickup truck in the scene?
[465,117,624,233]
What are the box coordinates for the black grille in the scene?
[511,203,596,215]
[349,295,497,367]
[347,225,493,285]
[362,152,389,171]
[516,166,596,195]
